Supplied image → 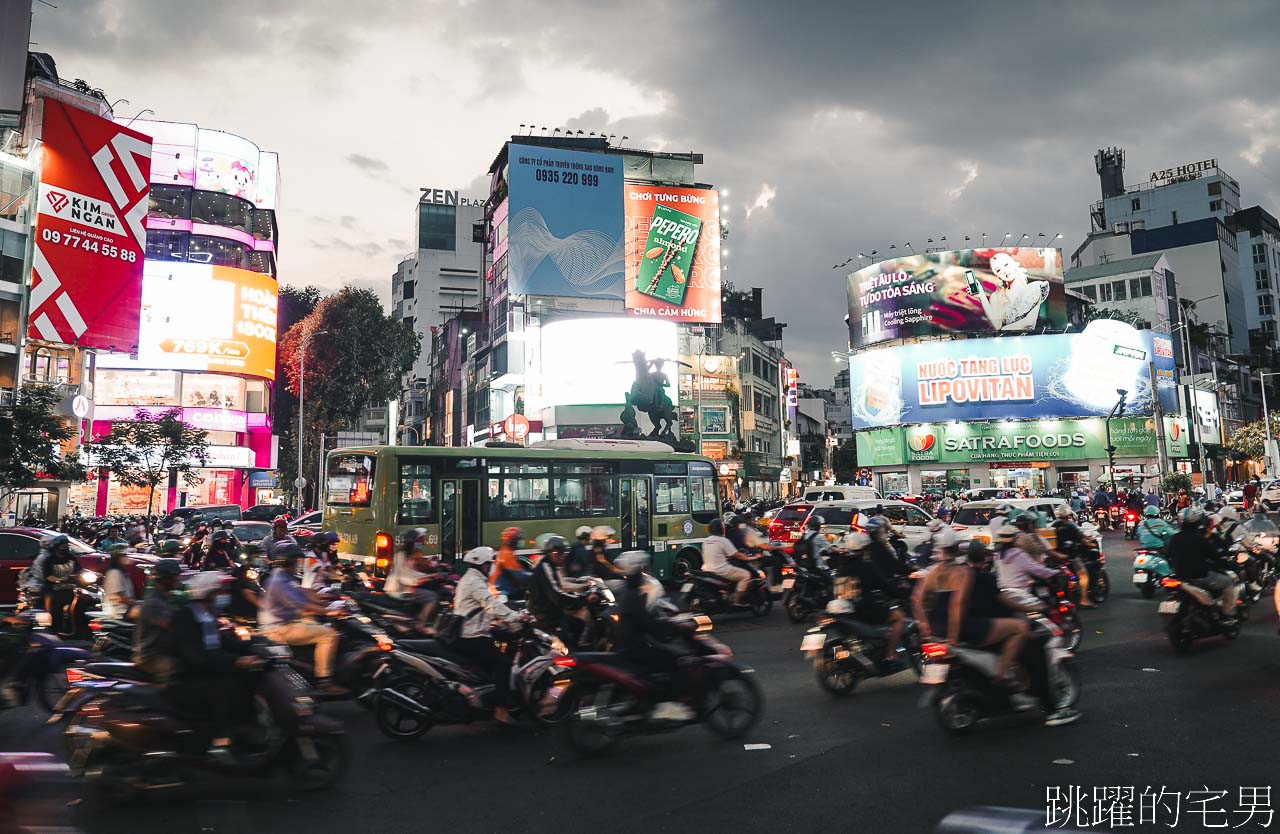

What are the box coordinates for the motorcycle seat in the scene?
[396,638,479,668]
[83,661,152,683]
[691,571,731,584]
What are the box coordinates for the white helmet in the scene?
[463,546,496,566]
[926,519,947,533]
[825,599,854,615]
[994,525,1019,546]
[590,525,616,542]
[614,550,650,576]
[186,571,225,600]
[1218,506,1238,521]
[838,531,871,550]
[574,526,593,539]
[1054,504,1073,519]
[933,528,959,549]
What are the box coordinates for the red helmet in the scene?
[272,515,289,528]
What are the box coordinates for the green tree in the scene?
[1226,412,1280,462]
[86,408,210,517]
[1161,471,1193,495]
[833,438,859,484]
[0,386,86,510]
[273,284,323,494]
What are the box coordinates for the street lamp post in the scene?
[1262,371,1280,476]
[297,328,328,514]
[1104,389,1128,488]
[400,424,420,446]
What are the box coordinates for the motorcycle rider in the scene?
[489,527,532,596]
[1167,507,1238,620]
[565,526,594,578]
[988,503,1013,537]
[700,519,761,605]
[453,546,524,726]
[993,525,1062,604]
[259,543,348,695]
[257,516,296,554]
[830,531,907,669]
[588,526,624,582]
[24,534,83,635]
[863,517,906,583]
[200,529,239,572]
[132,558,184,684]
[384,528,440,634]
[612,550,693,720]
[793,514,829,572]
[1041,509,1091,606]
[96,523,127,551]
[528,535,598,647]
[101,544,135,621]
[301,532,341,590]
[226,562,262,622]
[1138,504,1176,550]
[1214,505,1245,551]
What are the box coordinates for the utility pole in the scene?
[1149,361,1170,479]
[1105,389,1129,488]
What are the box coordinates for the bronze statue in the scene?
[628,350,678,438]
[620,392,641,439]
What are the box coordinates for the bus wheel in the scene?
[671,552,699,584]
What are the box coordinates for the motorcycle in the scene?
[1093,507,1111,532]
[781,562,834,624]
[680,558,773,617]
[552,616,763,757]
[1159,572,1245,653]
[800,599,922,696]
[1029,573,1082,652]
[1076,526,1110,605]
[919,615,1081,735]
[0,609,91,712]
[1131,549,1172,599]
[56,640,350,797]
[370,620,570,740]
[284,598,394,705]
[1123,509,1139,540]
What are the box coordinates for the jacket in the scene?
[614,578,678,654]
[527,559,587,624]
[1138,517,1176,550]
[454,569,518,639]
[1168,530,1222,581]
[488,545,525,593]
[171,605,246,679]
[995,546,1059,591]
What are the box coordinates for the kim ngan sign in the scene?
[30,100,152,350]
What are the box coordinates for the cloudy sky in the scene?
[30,0,1280,384]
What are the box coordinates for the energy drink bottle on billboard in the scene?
[636,204,702,304]
[963,269,982,296]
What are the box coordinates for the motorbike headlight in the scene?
[79,570,98,584]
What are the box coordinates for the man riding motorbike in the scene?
[700,519,760,606]
[565,526,594,578]
[793,514,829,572]
[1167,507,1238,620]
[528,535,599,647]
[453,546,524,725]
[132,558,184,685]
[200,529,239,572]
[1138,504,1176,550]
[101,544,136,621]
[1044,508,1092,606]
[489,527,532,596]
[259,543,348,695]
[257,516,296,554]
[830,530,907,669]
[988,503,1013,537]
[302,532,341,590]
[612,550,695,720]
[384,528,441,634]
[24,534,83,635]
[588,526,624,582]
[863,516,906,584]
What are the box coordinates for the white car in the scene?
[1259,481,1280,511]
[805,499,937,550]
[950,498,1071,546]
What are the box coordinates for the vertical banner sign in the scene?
[31,101,152,350]
[624,185,722,322]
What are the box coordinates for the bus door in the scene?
[619,477,652,552]
[439,478,482,562]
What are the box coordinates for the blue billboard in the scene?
[506,144,624,299]
[848,322,1180,429]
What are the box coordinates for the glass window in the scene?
[181,373,245,409]
[689,475,718,512]
[146,230,188,261]
[1098,283,1113,302]
[417,203,457,251]
[188,235,249,268]
[1080,285,1096,300]
[655,476,688,514]
[398,463,435,524]
[403,281,415,300]
[29,348,50,380]
[552,475,615,517]
[251,208,274,241]
[487,477,549,520]
[1209,200,1223,212]
[148,185,190,220]
[1111,280,1127,301]
[247,251,274,276]
[96,369,180,406]
[1208,181,1222,196]
[654,462,687,475]
[327,453,375,507]
[1130,197,1140,211]
[1261,295,1275,317]
[244,380,267,413]
[190,191,252,232]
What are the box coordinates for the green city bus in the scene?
[322,439,720,582]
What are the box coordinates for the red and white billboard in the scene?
[29,100,152,351]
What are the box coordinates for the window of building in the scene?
[1130,197,1141,211]
[246,251,274,275]
[148,185,190,220]
[251,209,274,242]
[1208,181,1222,196]
[145,230,187,261]
[1171,211,1178,225]
[1257,270,1271,293]
[417,203,457,251]
[0,227,25,283]
[1080,284,1096,300]
[190,191,252,232]
[1096,283,1112,302]
[187,235,249,269]
[244,380,267,413]
[1209,200,1223,212]
[397,463,435,524]
[403,281,415,300]
[1261,295,1275,317]
[1128,275,1152,298]
[1254,244,1267,265]
[1111,280,1127,301]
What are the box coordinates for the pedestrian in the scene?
[1243,479,1259,512]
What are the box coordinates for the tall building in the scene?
[1227,206,1280,361]
[88,118,282,513]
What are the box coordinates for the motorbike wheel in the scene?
[703,671,764,740]
[1166,610,1194,654]
[36,663,71,713]
[1140,580,1156,600]
[557,688,622,757]
[935,686,981,736]
[782,590,810,624]
[1050,662,1082,710]
[749,589,773,618]
[373,679,434,740]
[292,734,351,792]
[1089,571,1110,604]
[815,658,859,697]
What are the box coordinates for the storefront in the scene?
[247,470,281,505]
[855,416,1189,495]
[742,453,783,501]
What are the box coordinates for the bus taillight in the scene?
[374,532,393,570]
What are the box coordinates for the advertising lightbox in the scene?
[624,185,721,323]
[536,318,677,410]
[847,322,1178,429]
[129,120,280,210]
[506,144,624,299]
[96,262,278,380]
[95,369,180,406]
[847,248,1066,349]
[31,101,152,350]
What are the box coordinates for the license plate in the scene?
[1132,571,1148,584]
[920,663,949,685]
[788,531,801,540]
[800,633,826,652]
[680,583,693,593]
[782,578,796,589]
[1158,600,1181,615]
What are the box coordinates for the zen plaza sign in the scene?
[1148,158,1217,184]
[419,188,484,207]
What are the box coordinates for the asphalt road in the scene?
[6,530,1280,834]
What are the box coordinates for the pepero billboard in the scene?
[847,248,1066,349]
[624,185,722,323]
[30,100,152,350]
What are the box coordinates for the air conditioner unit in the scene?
[1131,219,1146,231]
[1113,222,1130,234]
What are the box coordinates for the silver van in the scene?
[801,485,881,503]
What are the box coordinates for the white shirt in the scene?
[454,570,517,639]
[102,568,131,619]
[700,535,737,572]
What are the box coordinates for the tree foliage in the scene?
[1226,412,1280,462]
[0,386,86,506]
[86,408,210,517]
[273,284,323,491]
[1161,471,1193,495]
[1083,306,1150,330]
[833,438,859,484]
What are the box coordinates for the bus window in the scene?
[552,474,616,517]
[655,476,688,514]
[398,462,434,524]
[327,453,375,507]
[487,476,550,520]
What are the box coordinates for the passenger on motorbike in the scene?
[132,558,184,684]
[489,527,532,596]
[793,515,830,572]
[987,503,1013,537]
[1213,506,1245,552]
[1036,510,1091,607]
[701,519,760,605]
[169,571,258,759]
[302,532,341,590]
[528,535,598,648]
[384,528,440,634]
[993,525,1062,604]
[1167,507,1238,619]
[588,526,623,581]
[912,532,1029,687]
[830,531,906,669]
[566,527,594,578]
[200,529,239,572]
[453,546,524,725]
[101,544,135,620]
[226,562,262,622]
[1138,505,1176,550]
[257,516,296,554]
[260,543,348,695]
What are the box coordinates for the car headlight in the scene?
[79,570,98,584]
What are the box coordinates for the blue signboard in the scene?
[247,470,278,489]
[847,322,1179,429]
[506,144,624,299]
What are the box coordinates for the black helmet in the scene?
[153,558,182,578]
[967,539,993,562]
[730,514,748,527]
[311,531,338,547]
[399,528,427,551]
[210,530,232,545]
[806,514,825,532]
[1012,513,1037,532]
[541,535,568,556]
[273,541,304,563]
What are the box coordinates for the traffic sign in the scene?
[293,476,307,489]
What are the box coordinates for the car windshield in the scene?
[233,523,272,541]
[814,508,856,527]
[774,506,811,523]
[953,507,997,526]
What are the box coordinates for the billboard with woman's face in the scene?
[846,248,1066,349]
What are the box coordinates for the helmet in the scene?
[994,525,1019,546]
[462,546,496,566]
[993,503,1012,516]
[575,526,592,540]
[838,531,871,551]
[186,571,226,600]
[273,541,304,562]
[153,558,182,578]
[272,515,289,528]
[1143,505,1161,518]
[500,527,523,546]
[222,520,235,530]
[311,532,338,547]
[108,543,129,556]
[806,514,825,532]
[863,517,888,537]
[159,540,182,556]
[730,515,748,528]
[1054,505,1073,519]
[590,525,615,542]
[825,599,854,615]
[1013,513,1037,532]
[1219,506,1238,521]
[615,550,650,576]
[933,528,959,550]
[540,534,568,556]
[926,519,947,533]
[42,533,69,551]
[967,539,994,562]
[210,530,232,545]
[400,528,427,551]
[1180,506,1207,528]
